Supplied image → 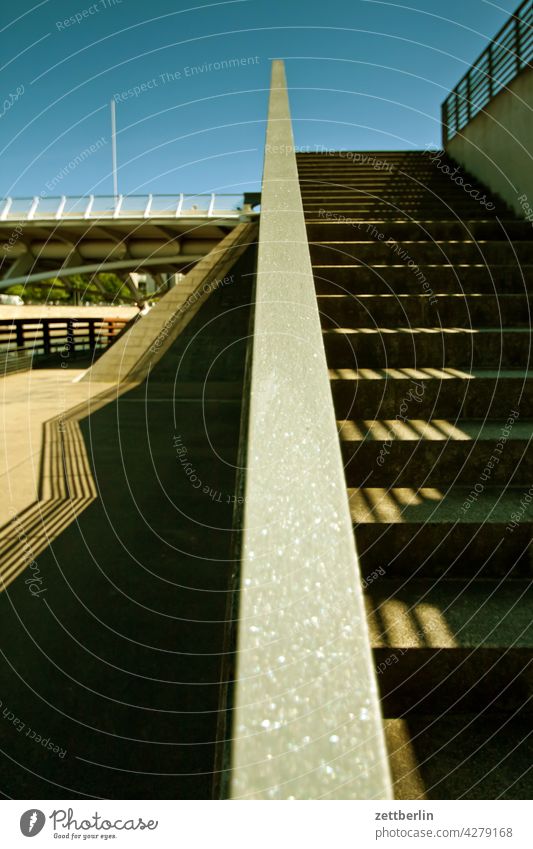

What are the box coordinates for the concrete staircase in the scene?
[297,150,533,799]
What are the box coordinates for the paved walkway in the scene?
[0,367,115,527]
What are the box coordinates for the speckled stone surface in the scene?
[229,61,392,800]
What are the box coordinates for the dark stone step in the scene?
[351,486,533,577]
[323,328,533,367]
[306,220,529,242]
[330,369,533,418]
[375,647,533,715]
[318,293,533,328]
[310,241,533,265]
[304,206,506,220]
[313,264,533,294]
[384,714,533,799]
[339,418,533,486]
[366,578,533,649]
[299,195,497,209]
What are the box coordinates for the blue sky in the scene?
[0,0,519,198]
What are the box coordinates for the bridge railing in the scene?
[0,193,260,222]
[0,316,128,374]
[442,0,533,142]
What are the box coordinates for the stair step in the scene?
[298,169,486,179]
[323,327,533,367]
[375,646,533,714]
[339,417,531,486]
[313,265,533,294]
[300,196,498,210]
[300,193,501,201]
[351,486,533,576]
[329,368,533,418]
[305,201,479,210]
[305,207,506,220]
[299,187,498,201]
[351,485,533,525]
[318,293,532,327]
[366,578,533,649]
[372,574,533,710]
[302,196,505,206]
[299,177,458,183]
[301,186,471,196]
[384,715,533,800]
[310,241,533,265]
[306,220,530,241]
[296,150,439,157]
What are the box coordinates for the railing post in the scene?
[88,318,96,351]
[227,60,392,801]
[56,196,67,220]
[441,100,449,147]
[15,320,25,352]
[67,319,75,359]
[27,196,39,220]
[113,194,124,218]
[42,320,51,357]
[451,89,458,136]
[84,195,94,219]
[514,12,521,74]
[0,197,13,221]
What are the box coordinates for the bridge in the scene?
[0,192,259,301]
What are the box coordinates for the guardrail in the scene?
[225,60,392,800]
[0,316,128,374]
[0,193,260,222]
[442,0,533,142]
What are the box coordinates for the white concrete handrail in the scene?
[229,60,392,799]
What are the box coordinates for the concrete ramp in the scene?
[82,222,257,384]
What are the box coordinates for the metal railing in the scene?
[0,316,128,373]
[0,193,259,222]
[442,0,533,142]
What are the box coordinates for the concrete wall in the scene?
[446,66,533,219]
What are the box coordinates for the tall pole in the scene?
[110,99,118,200]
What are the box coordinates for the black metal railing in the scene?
[0,316,129,375]
[442,0,533,142]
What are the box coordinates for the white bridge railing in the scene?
[0,193,257,222]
